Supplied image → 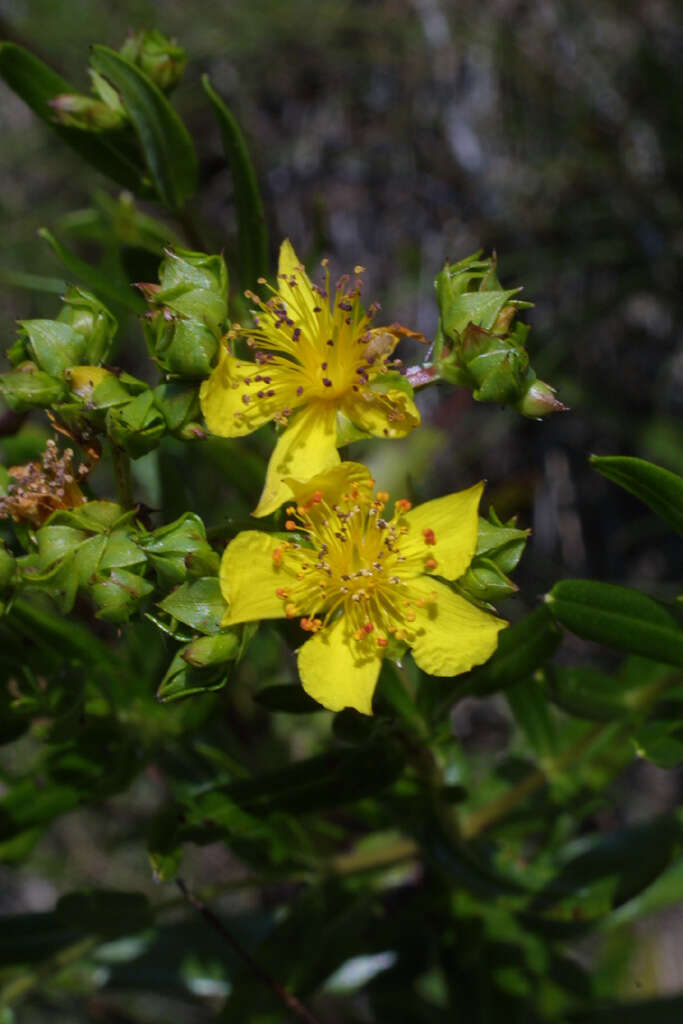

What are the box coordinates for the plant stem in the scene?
[459,721,613,839]
[111,442,134,509]
[176,877,322,1024]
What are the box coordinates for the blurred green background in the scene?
[1,0,682,1019]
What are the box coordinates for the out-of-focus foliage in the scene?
[0,3,682,1022]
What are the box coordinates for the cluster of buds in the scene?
[434,252,566,418]
[0,287,116,414]
[50,30,187,132]
[457,508,530,606]
[0,281,211,458]
[138,247,229,379]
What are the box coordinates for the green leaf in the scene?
[605,855,683,929]
[202,74,269,288]
[507,677,558,758]
[157,646,229,702]
[158,577,226,634]
[210,739,403,816]
[0,43,148,194]
[38,228,145,313]
[590,455,683,537]
[546,580,683,668]
[90,46,198,211]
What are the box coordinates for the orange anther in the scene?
[422,528,436,546]
[395,498,412,513]
[300,617,322,632]
[313,490,323,503]
[275,587,289,599]
[362,622,374,634]
[285,520,297,531]
[286,506,296,514]
[376,490,390,503]
[272,546,283,566]
[425,557,438,571]
[377,636,389,648]
[285,603,298,618]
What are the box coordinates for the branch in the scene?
[176,877,322,1024]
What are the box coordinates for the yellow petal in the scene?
[253,401,340,517]
[342,387,420,439]
[408,578,506,677]
[220,530,288,625]
[400,481,484,581]
[200,345,297,438]
[297,615,382,714]
[284,461,373,510]
[277,239,317,322]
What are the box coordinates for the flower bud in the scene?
[181,632,240,668]
[65,365,113,402]
[515,378,568,419]
[0,364,68,411]
[119,29,187,91]
[139,248,228,379]
[57,287,118,365]
[49,92,127,132]
[458,559,518,604]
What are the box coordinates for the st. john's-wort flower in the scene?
[219,462,507,714]
[200,241,421,516]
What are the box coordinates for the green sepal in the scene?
[90,567,154,621]
[0,364,68,411]
[152,382,201,435]
[105,389,167,458]
[12,320,87,377]
[158,576,226,635]
[156,646,229,702]
[57,286,118,364]
[138,513,218,586]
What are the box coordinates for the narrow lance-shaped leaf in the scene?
[0,43,148,194]
[202,74,269,289]
[90,45,198,211]
[590,454,683,537]
[547,580,683,668]
[38,228,145,313]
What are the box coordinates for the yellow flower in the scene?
[219,463,507,714]
[199,240,421,516]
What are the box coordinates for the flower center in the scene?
[235,263,399,420]
[271,480,437,651]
